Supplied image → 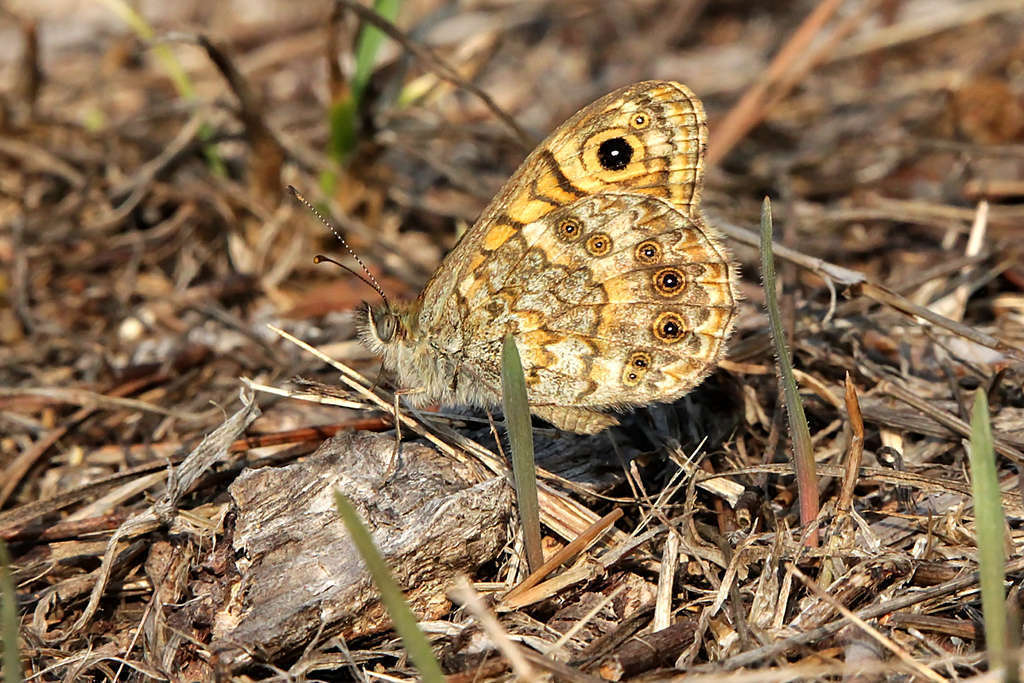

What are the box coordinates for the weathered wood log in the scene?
[209,431,512,670]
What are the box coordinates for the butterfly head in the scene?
[358,300,415,359]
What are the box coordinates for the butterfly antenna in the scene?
[288,185,390,307]
[312,254,386,299]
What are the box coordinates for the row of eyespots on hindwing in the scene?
[554,216,614,258]
[556,217,691,303]
[621,315,702,386]
[636,239,689,301]
[621,350,651,387]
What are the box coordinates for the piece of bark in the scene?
[597,619,698,680]
[209,431,512,670]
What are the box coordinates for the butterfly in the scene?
[359,81,738,434]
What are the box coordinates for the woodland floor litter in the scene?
[2,0,1024,680]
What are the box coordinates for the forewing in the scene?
[417,81,707,340]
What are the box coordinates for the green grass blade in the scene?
[0,540,22,683]
[327,0,403,169]
[333,490,445,682]
[759,197,819,546]
[96,0,225,176]
[353,0,401,97]
[970,390,1007,670]
[501,334,543,573]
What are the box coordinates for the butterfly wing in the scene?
[411,81,734,431]
[418,80,707,331]
[459,193,736,408]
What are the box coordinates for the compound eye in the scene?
[375,312,398,342]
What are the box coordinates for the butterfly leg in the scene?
[385,386,425,478]
[531,405,619,435]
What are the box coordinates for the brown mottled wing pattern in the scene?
[413,81,735,416]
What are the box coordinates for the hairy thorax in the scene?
[358,300,501,411]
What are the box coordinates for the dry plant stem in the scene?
[714,215,867,286]
[16,17,40,114]
[861,282,1024,361]
[107,111,201,200]
[938,200,988,321]
[543,584,628,657]
[879,380,1024,464]
[701,461,1024,517]
[244,379,366,410]
[706,0,846,167]
[715,556,1024,670]
[889,613,977,640]
[839,373,865,514]
[0,387,201,420]
[596,620,698,680]
[518,652,605,683]
[500,561,603,611]
[1,512,127,543]
[714,217,1024,362]
[0,462,168,535]
[94,114,208,232]
[262,327,491,472]
[333,0,532,150]
[69,471,166,522]
[0,418,377,536]
[501,508,623,605]
[831,0,1024,61]
[0,137,85,189]
[762,0,882,117]
[450,576,538,681]
[719,359,844,411]
[0,372,168,508]
[263,327,622,550]
[653,529,681,631]
[64,390,259,637]
[789,564,948,683]
[198,35,283,200]
[570,604,656,669]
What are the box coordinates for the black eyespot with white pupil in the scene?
[653,312,686,343]
[631,113,649,129]
[635,240,661,264]
[653,267,685,297]
[585,233,612,256]
[623,350,652,386]
[597,137,633,171]
[558,218,583,242]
